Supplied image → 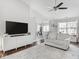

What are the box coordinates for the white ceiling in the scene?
[22,0,79,19]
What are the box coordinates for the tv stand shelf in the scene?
[10,34,25,37]
[5,32,31,37]
[9,34,29,37]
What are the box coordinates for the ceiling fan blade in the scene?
[55,2,63,8]
[58,7,67,9]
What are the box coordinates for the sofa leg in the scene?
[64,46,70,51]
[67,46,70,50]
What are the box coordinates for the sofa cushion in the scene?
[57,33,69,40]
[48,32,57,40]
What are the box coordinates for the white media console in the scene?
[0,34,35,51]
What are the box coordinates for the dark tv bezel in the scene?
[6,21,28,35]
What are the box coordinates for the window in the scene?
[43,25,49,32]
[58,22,67,34]
[67,21,77,35]
[58,21,77,35]
[37,25,49,32]
[37,25,41,32]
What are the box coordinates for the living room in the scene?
[0,0,79,59]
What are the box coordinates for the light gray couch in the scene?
[45,32,70,50]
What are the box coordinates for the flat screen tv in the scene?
[6,21,28,35]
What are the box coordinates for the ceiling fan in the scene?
[49,0,68,11]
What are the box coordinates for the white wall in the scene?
[0,0,29,19]
[0,0,47,33]
[0,0,38,51]
[0,0,47,51]
[0,0,46,57]
[0,0,30,33]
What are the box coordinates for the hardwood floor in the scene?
[31,43,79,59]
[0,41,79,59]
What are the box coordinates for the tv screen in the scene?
[6,21,28,35]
